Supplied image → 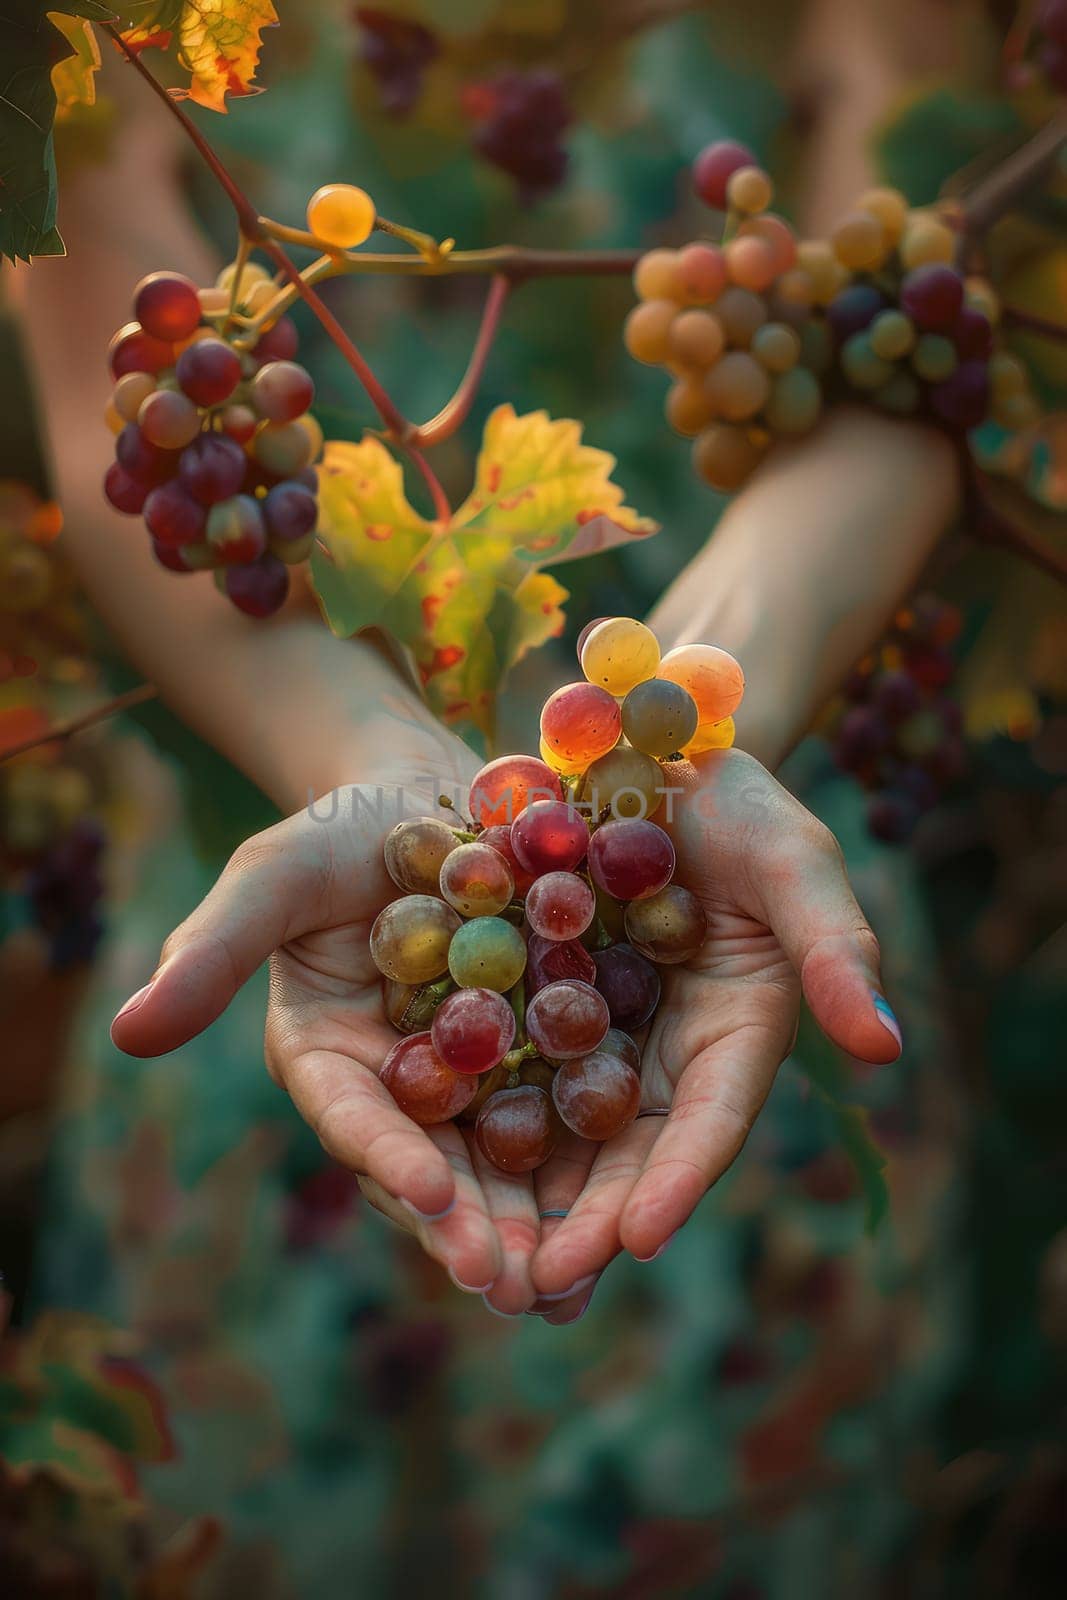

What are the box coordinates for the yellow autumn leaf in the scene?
[48,13,101,116]
[176,0,279,113]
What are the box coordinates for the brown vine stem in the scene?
[0,684,158,765]
[971,472,1067,585]
[956,110,1067,242]
[1001,306,1067,341]
[412,276,511,448]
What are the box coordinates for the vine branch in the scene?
[412,276,511,448]
[0,684,158,765]
[956,111,1067,244]
[971,473,1067,585]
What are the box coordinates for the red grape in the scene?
[116,423,175,484]
[138,389,201,450]
[600,1028,641,1072]
[176,338,242,406]
[104,462,148,514]
[900,264,964,332]
[692,139,757,209]
[524,871,595,941]
[222,552,291,618]
[219,404,259,444]
[469,754,562,827]
[525,933,597,996]
[586,818,675,901]
[551,1049,641,1140]
[430,987,515,1074]
[179,434,247,505]
[206,495,267,565]
[133,272,202,342]
[143,480,207,546]
[475,1085,559,1172]
[511,800,588,875]
[593,944,661,1031]
[477,824,537,894]
[108,321,175,378]
[151,541,197,573]
[952,306,993,360]
[540,681,621,770]
[251,360,315,422]
[380,1032,477,1124]
[930,360,989,429]
[252,316,300,363]
[525,978,609,1060]
[439,841,515,917]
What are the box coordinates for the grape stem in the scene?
[0,683,158,764]
[971,472,1067,585]
[955,111,1067,251]
[1001,306,1067,341]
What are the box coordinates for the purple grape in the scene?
[104,461,148,514]
[357,6,440,116]
[263,482,317,542]
[179,433,247,505]
[143,479,206,546]
[872,669,921,723]
[867,791,920,844]
[467,70,572,200]
[826,284,885,343]
[930,360,990,430]
[151,540,197,573]
[895,764,939,812]
[1039,0,1067,47]
[592,944,661,1032]
[176,338,241,406]
[900,264,964,332]
[115,423,174,483]
[833,705,892,773]
[925,734,966,786]
[223,551,290,617]
[252,316,300,363]
[1040,39,1067,90]
[952,306,993,360]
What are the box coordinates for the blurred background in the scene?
[1,1,1065,1595]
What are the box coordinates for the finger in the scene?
[540,1276,600,1326]
[468,1132,542,1317]
[618,1018,785,1262]
[109,814,363,1057]
[285,1047,457,1221]
[530,1117,662,1298]
[522,1132,598,1316]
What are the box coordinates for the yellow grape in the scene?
[623,299,676,364]
[580,616,661,695]
[831,211,887,271]
[539,737,575,776]
[114,371,156,423]
[298,412,324,462]
[724,236,778,292]
[738,214,797,274]
[751,321,800,373]
[705,351,769,421]
[668,309,725,368]
[246,279,278,315]
[104,402,124,435]
[634,248,681,302]
[307,183,376,248]
[666,380,716,436]
[216,259,271,294]
[674,243,727,304]
[775,268,816,310]
[682,716,735,757]
[727,165,773,214]
[796,240,844,305]
[900,213,955,268]
[198,286,230,318]
[989,351,1028,399]
[857,187,908,244]
[658,644,745,722]
[869,309,916,360]
[714,287,767,347]
[692,424,765,491]
[965,275,1000,324]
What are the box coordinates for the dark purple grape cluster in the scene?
[463,70,573,201]
[827,593,965,842]
[24,816,107,969]
[104,270,321,619]
[355,6,440,116]
[1035,0,1067,93]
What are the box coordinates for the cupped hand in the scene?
[528,748,903,1310]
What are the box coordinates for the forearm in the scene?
[648,408,960,768]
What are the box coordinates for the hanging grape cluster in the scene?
[625,139,1042,492]
[822,593,965,843]
[372,617,745,1170]
[103,262,322,618]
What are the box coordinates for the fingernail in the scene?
[535,1273,596,1303]
[448,1267,495,1294]
[872,993,903,1057]
[481,1295,523,1320]
[111,981,155,1029]
[401,1195,456,1224]
[633,1232,675,1263]
[551,1287,596,1325]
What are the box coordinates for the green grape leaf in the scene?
[0,10,71,261]
[312,406,656,737]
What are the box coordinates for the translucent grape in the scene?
[216,260,271,295]
[251,360,315,422]
[674,242,728,304]
[692,423,764,490]
[116,423,174,485]
[577,745,664,821]
[951,307,993,361]
[633,249,681,302]
[525,978,610,1060]
[624,883,707,964]
[600,1029,641,1072]
[143,480,206,547]
[724,235,777,292]
[575,616,611,659]
[869,310,916,361]
[175,339,241,406]
[552,1050,641,1140]
[774,269,816,311]
[252,316,301,364]
[138,389,202,450]
[380,1033,477,1125]
[579,616,660,696]
[477,823,537,894]
[525,933,597,996]
[623,300,676,364]
[370,894,461,983]
[587,818,675,901]
[510,799,589,875]
[714,287,766,347]
[430,987,515,1074]
[306,183,376,248]
[930,361,989,429]
[964,276,1000,325]
[108,322,175,379]
[668,310,725,368]
[900,264,964,332]
[796,240,846,304]
[666,381,716,437]
[738,214,797,275]
[524,871,595,942]
[705,352,769,422]
[621,678,699,757]
[383,978,447,1035]
[857,187,908,244]
[682,716,735,757]
[447,916,526,991]
[900,214,955,269]
[439,841,515,918]
[113,371,156,423]
[657,646,744,725]
[751,321,801,373]
[219,404,259,445]
[764,367,822,434]
[103,463,148,515]
[830,210,887,270]
[726,165,773,214]
[592,944,661,1031]
[692,139,757,209]
[383,816,458,895]
[133,272,202,342]
[540,681,621,770]
[179,434,247,505]
[475,1085,558,1173]
[469,754,562,828]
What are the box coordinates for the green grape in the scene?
[577,744,665,820]
[370,895,461,984]
[579,616,661,696]
[621,678,699,757]
[384,816,459,896]
[912,334,957,382]
[840,333,893,391]
[448,917,527,992]
[869,309,916,360]
[764,366,822,434]
[875,371,921,414]
[751,321,801,373]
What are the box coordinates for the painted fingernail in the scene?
[633,1232,675,1263]
[872,993,903,1057]
[110,981,155,1031]
[401,1195,456,1224]
[481,1295,523,1320]
[535,1273,596,1303]
[448,1267,495,1294]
